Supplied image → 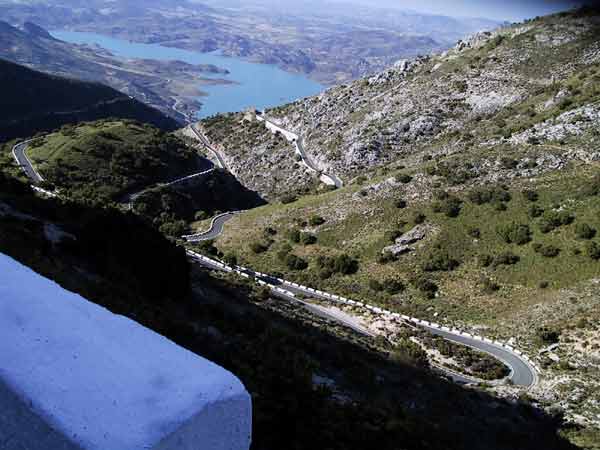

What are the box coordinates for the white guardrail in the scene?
[186,250,542,382]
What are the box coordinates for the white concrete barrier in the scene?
[0,254,252,450]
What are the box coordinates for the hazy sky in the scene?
[338,0,593,21]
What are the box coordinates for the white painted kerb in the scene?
[0,253,252,450]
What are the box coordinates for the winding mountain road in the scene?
[189,124,228,170]
[188,250,538,388]
[256,113,343,188]
[183,211,242,242]
[12,139,44,184]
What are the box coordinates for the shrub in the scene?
[468,227,481,239]
[316,254,359,275]
[412,212,426,225]
[394,199,407,209]
[537,327,560,344]
[194,211,209,221]
[412,277,438,299]
[538,210,574,233]
[159,220,188,236]
[492,252,520,268]
[333,254,359,275]
[539,281,549,289]
[224,253,238,266]
[264,227,277,236]
[480,277,500,294]
[538,245,561,258]
[582,174,600,197]
[368,279,383,291]
[468,187,511,205]
[396,173,413,184]
[432,196,462,218]
[281,194,297,204]
[528,205,544,218]
[575,223,596,240]
[422,249,460,272]
[385,230,403,243]
[308,215,325,226]
[250,241,269,254]
[285,254,308,271]
[522,189,539,202]
[478,254,493,268]
[500,157,518,169]
[496,223,532,245]
[493,202,508,211]
[287,229,301,243]
[383,279,405,294]
[300,233,317,245]
[377,251,397,264]
[586,241,600,260]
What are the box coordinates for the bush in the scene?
[528,205,544,218]
[159,220,188,236]
[522,189,539,202]
[300,233,317,245]
[537,327,560,344]
[481,277,500,294]
[394,199,407,209]
[412,277,438,299]
[281,194,297,204]
[194,211,209,221]
[368,279,383,291]
[478,254,493,268]
[492,252,520,268]
[264,227,277,236]
[496,223,532,245]
[334,254,359,275]
[537,245,561,258]
[412,212,426,225]
[500,157,518,169]
[538,210,574,233]
[287,229,301,243]
[586,241,600,260]
[575,223,596,240]
[396,173,413,184]
[468,227,481,239]
[377,251,397,264]
[383,278,405,294]
[285,254,308,271]
[468,187,511,205]
[385,230,403,243]
[308,215,325,226]
[250,241,269,254]
[422,249,460,272]
[432,196,462,218]
[316,254,359,275]
[221,253,237,267]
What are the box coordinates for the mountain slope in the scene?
[17,120,207,201]
[0,58,179,141]
[192,8,600,445]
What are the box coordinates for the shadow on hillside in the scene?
[0,173,577,450]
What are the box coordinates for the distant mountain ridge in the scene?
[0,58,178,142]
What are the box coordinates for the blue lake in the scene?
[51,31,323,119]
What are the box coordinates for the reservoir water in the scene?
[51,31,323,119]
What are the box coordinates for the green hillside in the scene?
[0,58,179,142]
[22,120,207,203]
